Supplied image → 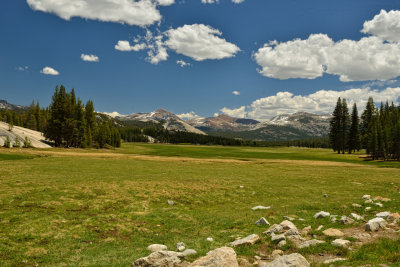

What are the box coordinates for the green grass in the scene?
[0,144,399,266]
[0,153,34,161]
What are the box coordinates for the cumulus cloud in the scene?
[232,0,244,3]
[254,10,400,82]
[40,66,59,75]
[220,106,246,118]
[232,90,240,95]
[177,111,201,120]
[26,0,168,27]
[176,60,191,67]
[201,0,218,3]
[220,87,400,120]
[362,9,400,42]
[117,24,239,64]
[165,24,240,61]
[81,53,99,62]
[115,40,147,52]
[156,0,174,6]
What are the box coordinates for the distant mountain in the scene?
[0,99,27,111]
[104,108,207,135]
[188,114,259,132]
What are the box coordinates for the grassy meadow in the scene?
[0,143,399,266]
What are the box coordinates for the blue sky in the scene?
[2,0,400,120]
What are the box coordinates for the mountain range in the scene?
[104,108,332,141]
[1,99,332,141]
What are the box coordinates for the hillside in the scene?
[0,121,51,148]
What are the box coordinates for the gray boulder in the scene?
[182,249,197,257]
[189,247,238,267]
[331,239,350,247]
[298,239,325,249]
[259,253,310,267]
[147,244,168,253]
[132,251,183,267]
[230,234,260,247]
[271,233,286,243]
[376,212,391,219]
[252,206,270,210]
[365,217,387,231]
[263,224,283,235]
[340,215,355,225]
[256,217,270,226]
[314,211,330,219]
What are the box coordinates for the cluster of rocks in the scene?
[132,195,398,267]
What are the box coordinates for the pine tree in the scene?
[329,97,342,153]
[348,103,361,153]
[3,136,11,148]
[340,99,350,154]
[361,97,375,153]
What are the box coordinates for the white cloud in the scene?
[220,106,246,118]
[362,9,400,42]
[156,0,174,6]
[254,10,400,82]
[40,66,59,75]
[201,0,218,3]
[232,90,240,95]
[26,0,167,27]
[254,34,332,80]
[177,111,201,120]
[232,0,244,3]
[115,40,147,52]
[81,53,99,62]
[220,87,400,120]
[176,60,191,67]
[165,24,240,61]
[16,66,29,71]
[118,24,240,64]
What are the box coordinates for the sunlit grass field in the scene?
[0,143,399,266]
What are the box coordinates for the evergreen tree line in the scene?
[0,101,48,132]
[1,85,121,148]
[119,125,331,148]
[44,85,121,148]
[329,96,400,160]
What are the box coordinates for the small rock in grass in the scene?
[366,218,387,231]
[256,217,270,226]
[147,244,168,252]
[263,224,283,235]
[251,205,270,211]
[271,249,283,259]
[340,215,355,225]
[316,225,323,231]
[261,253,310,267]
[389,212,400,221]
[206,237,214,242]
[301,226,311,235]
[330,215,337,223]
[133,250,183,267]
[331,239,351,247]
[362,195,371,200]
[239,185,244,188]
[280,220,297,231]
[376,212,392,219]
[277,240,287,248]
[176,242,185,252]
[350,213,363,221]
[190,247,238,267]
[299,239,325,248]
[374,203,383,207]
[323,258,347,264]
[271,233,286,243]
[283,216,295,221]
[167,200,175,205]
[365,199,373,204]
[322,228,344,237]
[352,203,362,208]
[314,211,330,219]
[365,207,371,211]
[382,198,391,202]
[182,249,197,257]
[230,234,260,247]
[323,194,328,198]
